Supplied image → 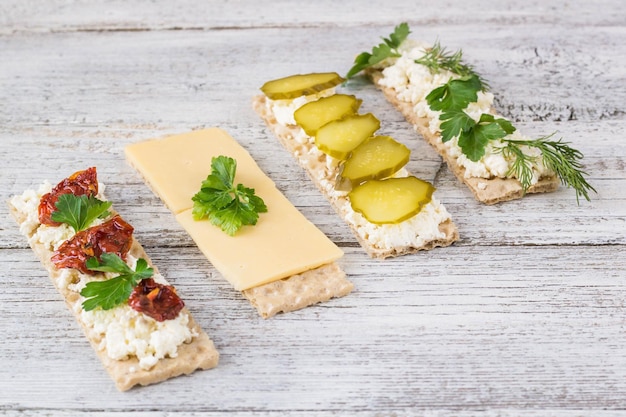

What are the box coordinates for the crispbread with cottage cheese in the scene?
[8,193,219,392]
[253,94,459,259]
[368,70,560,205]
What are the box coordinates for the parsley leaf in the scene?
[80,253,153,311]
[439,110,475,143]
[426,75,482,112]
[480,113,516,135]
[428,76,516,160]
[459,117,509,161]
[192,156,268,236]
[50,193,112,232]
[346,22,410,79]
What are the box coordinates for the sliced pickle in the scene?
[315,113,380,160]
[260,72,344,100]
[341,135,410,186]
[348,176,434,224]
[294,94,362,136]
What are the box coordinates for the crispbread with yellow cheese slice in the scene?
[125,128,353,318]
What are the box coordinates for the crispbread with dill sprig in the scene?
[347,22,594,204]
[368,70,560,205]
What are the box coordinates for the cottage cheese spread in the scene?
[267,88,336,126]
[11,183,193,370]
[265,91,452,251]
[376,40,551,185]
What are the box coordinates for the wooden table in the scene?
[1,1,625,415]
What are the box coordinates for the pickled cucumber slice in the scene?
[315,113,380,160]
[341,136,410,186]
[348,176,434,224]
[260,72,344,100]
[294,94,362,136]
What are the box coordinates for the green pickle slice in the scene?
[260,72,344,100]
[315,113,380,160]
[341,136,410,186]
[348,176,435,224]
[294,94,363,136]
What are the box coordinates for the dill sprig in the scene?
[499,134,596,203]
[415,41,489,90]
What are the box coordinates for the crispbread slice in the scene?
[368,71,560,205]
[8,201,219,391]
[124,130,353,318]
[253,95,459,259]
[243,263,353,318]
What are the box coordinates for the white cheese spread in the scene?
[376,41,552,184]
[265,92,452,251]
[267,88,336,126]
[11,183,193,370]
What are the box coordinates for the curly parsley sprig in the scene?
[192,156,268,236]
[80,253,153,311]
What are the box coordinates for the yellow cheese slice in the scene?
[126,128,343,291]
[125,128,264,214]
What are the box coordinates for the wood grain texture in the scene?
[1,0,625,415]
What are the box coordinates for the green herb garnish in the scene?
[426,75,482,113]
[348,22,594,202]
[50,193,112,232]
[456,113,516,162]
[498,134,596,202]
[192,156,268,236]
[415,41,488,90]
[427,76,515,158]
[346,22,410,79]
[80,253,153,311]
[426,74,594,200]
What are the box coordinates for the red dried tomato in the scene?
[39,167,99,226]
[128,278,185,322]
[51,215,134,274]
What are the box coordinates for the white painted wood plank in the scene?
[1,25,624,126]
[1,0,625,414]
[2,0,624,33]
[2,246,626,412]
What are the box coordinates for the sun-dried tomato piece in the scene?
[51,215,134,274]
[39,167,99,226]
[128,278,185,322]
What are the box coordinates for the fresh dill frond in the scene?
[498,141,537,194]
[501,134,596,203]
[415,41,489,90]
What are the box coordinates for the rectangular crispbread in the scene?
[8,197,219,391]
[253,95,459,259]
[242,263,352,318]
[125,129,354,318]
[368,71,560,205]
